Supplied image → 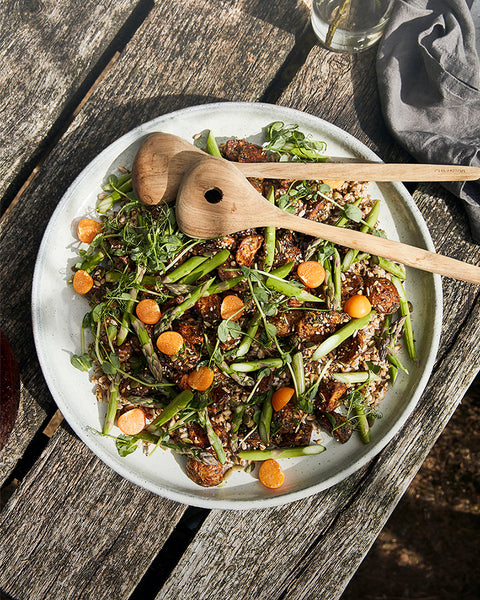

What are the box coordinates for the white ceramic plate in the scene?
[32,102,442,509]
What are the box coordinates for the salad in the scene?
[70,122,416,489]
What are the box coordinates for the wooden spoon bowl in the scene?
[176,155,480,284]
[133,132,480,205]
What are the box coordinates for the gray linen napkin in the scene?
[377,0,480,241]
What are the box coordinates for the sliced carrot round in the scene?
[258,459,285,489]
[117,408,146,436]
[297,261,326,289]
[77,218,102,244]
[343,294,372,319]
[322,180,344,190]
[136,298,161,324]
[72,269,94,295]
[272,387,295,412]
[187,366,214,391]
[220,294,244,321]
[156,331,184,356]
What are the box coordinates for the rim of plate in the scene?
[32,102,443,509]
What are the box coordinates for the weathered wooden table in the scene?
[1,2,479,599]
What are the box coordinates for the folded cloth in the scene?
[377,0,480,242]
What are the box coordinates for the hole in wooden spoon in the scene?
[204,187,223,204]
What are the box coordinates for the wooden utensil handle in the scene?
[235,162,480,182]
[274,211,480,284]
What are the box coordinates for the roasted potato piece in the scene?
[274,231,303,266]
[268,311,303,338]
[186,423,209,448]
[364,276,400,314]
[341,272,364,301]
[194,294,221,321]
[186,458,224,487]
[337,330,367,363]
[271,403,313,447]
[235,234,264,267]
[317,412,353,444]
[296,310,347,343]
[317,381,348,413]
[177,320,203,345]
[224,139,270,162]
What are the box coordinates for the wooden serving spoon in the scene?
[132,132,480,205]
[176,155,480,284]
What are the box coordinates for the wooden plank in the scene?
[153,300,480,600]
[0,1,296,597]
[221,0,311,36]
[279,44,412,163]
[151,43,480,600]
[0,0,294,486]
[0,425,187,600]
[413,182,480,356]
[0,0,146,209]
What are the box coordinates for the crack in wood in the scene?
[127,506,210,600]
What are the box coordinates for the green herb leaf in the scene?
[343,203,364,223]
[366,361,381,375]
[71,353,92,372]
[263,122,328,162]
[217,320,243,342]
[102,361,117,375]
[116,435,139,457]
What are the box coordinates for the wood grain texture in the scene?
[149,39,480,600]
[0,0,145,205]
[154,286,480,600]
[0,1,296,596]
[0,424,187,600]
[177,155,480,282]
[0,0,294,487]
[279,44,411,163]
[2,2,479,600]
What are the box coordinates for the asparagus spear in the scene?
[180,250,230,285]
[264,186,276,271]
[130,315,163,382]
[230,358,285,372]
[235,313,261,358]
[332,371,380,384]
[97,176,133,214]
[116,265,146,346]
[263,270,323,302]
[292,351,306,399]
[103,378,120,435]
[155,278,214,334]
[201,407,226,464]
[342,200,381,271]
[266,261,294,280]
[238,445,326,461]
[148,390,194,430]
[312,311,375,361]
[372,256,406,280]
[332,248,342,310]
[354,404,371,444]
[259,391,273,446]
[77,249,104,274]
[206,276,243,295]
[392,276,417,361]
[162,255,208,283]
[206,130,222,157]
